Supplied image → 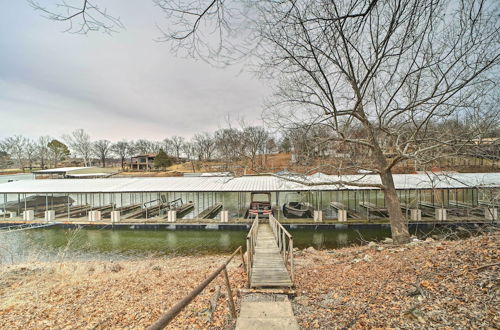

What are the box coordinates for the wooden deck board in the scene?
[250,224,293,288]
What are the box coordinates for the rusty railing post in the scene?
[246,236,251,286]
[290,238,294,282]
[239,246,247,273]
[223,267,237,319]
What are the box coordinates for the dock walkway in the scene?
[237,216,298,329]
[250,223,293,288]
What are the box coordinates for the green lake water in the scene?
[0,226,437,263]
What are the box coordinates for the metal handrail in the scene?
[246,215,259,283]
[269,215,294,283]
[148,246,246,330]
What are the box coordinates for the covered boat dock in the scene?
[0,172,498,223]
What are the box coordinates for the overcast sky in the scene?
[0,1,270,141]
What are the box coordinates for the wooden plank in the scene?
[249,223,293,288]
[197,202,223,219]
[173,202,195,218]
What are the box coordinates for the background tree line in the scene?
[1,115,497,172]
[0,125,287,171]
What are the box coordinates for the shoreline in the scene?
[1,231,498,329]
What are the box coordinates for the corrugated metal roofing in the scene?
[66,173,115,177]
[0,173,497,193]
[32,167,90,174]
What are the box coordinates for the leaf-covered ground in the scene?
[292,231,499,329]
[0,231,498,329]
[0,255,246,329]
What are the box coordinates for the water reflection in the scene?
[165,232,178,249]
[336,233,348,245]
[110,231,121,248]
[219,233,231,249]
[0,226,417,263]
[312,233,325,249]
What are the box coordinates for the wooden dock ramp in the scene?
[236,215,298,329]
[246,215,294,288]
[249,224,293,288]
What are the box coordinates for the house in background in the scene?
[129,154,157,171]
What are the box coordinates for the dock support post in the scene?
[313,210,323,222]
[338,209,347,222]
[220,210,229,223]
[45,210,55,222]
[23,210,34,221]
[410,209,422,221]
[436,208,447,221]
[485,208,498,221]
[111,211,120,223]
[168,210,177,222]
[88,211,102,222]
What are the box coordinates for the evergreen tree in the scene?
[48,139,70,167]
[153,149,172,169]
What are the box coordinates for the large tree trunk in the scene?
[380,171,411,244]
[367,121,411,245]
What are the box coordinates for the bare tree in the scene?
[0,150,10,169]
[1,136,27,170]
[28,0,123,34]
[259,0,499,243]
[158,0,499,243]
[111,140,132,170]
[93,139,111,167]
[279,135,292,153]
[170,136,185,161]
[283,125,336,165]
[162,138,173,156]
[242,126,269,170]
[193,133,216,161]
[214,128,243,170]
[24,139,38,171]
[182,141,197,172]
[132,139,160,155]
[37,136,51,169]
[63,129,93,166]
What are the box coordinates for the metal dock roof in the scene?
[0,173,498,193]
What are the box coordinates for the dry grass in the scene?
[0,256,246,329]
[0,169,25,175]
[119,171,183,177]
